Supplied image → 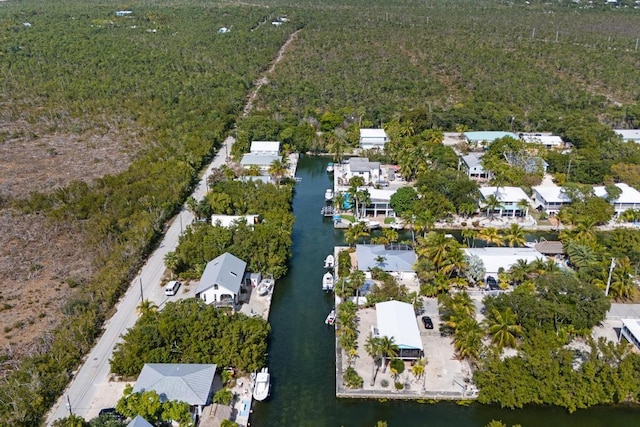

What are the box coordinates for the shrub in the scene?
[343,366,363,389]
[213,388,234,405]
[394,382,404,390]
[380,379,389,388]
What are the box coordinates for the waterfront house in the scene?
[479,186,530,217]
[211,214,259,228]
[359,128,390,150]
[594,183,640,217]
[340,157,381,186]
[464,131,519,147]
[196,253,246,307]
[615,129,640,143]
[361,188,397,218]
[532,184,572,215]
[355,244,417,280]
[620,319,640,352]
[240,141,281,175]
[133,363,217,418]
[459,152,492,180]
[374,301,423,360]
[464,247,544,281]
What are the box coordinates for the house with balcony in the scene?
[459,152,492,180]
[359,128,389,150]
[337,157,381,186]
[615,129,640,144]
[520,133,566,150]
[594,183,640,217]
[532,184,572,215]
[480,186,530,217]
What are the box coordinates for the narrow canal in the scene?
[251,155,640,427]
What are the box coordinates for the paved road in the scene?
[46,137,235,425]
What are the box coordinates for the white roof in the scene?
[211,215,258,227]
[521,134,564,147]
[532,185,571,204]
[615,129,640,141]
[594,183,640,204]
[480,186,529,203]
[360,128,388,139]
[376,301,423,351]
[365,188,396,202]
[250,141,280,154]
[622,318,640,341]
[464,247,544,277]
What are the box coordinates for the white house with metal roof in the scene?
[520,133,565,149]
[250,140,280,155]
[133,363,217,417]
[463,247,544,281]
[464,131,519,146]
[355,244,417,279]
[615,129,640,144]
[460,152,492,180]
[361,188,397,218]
[196,252,247,307]
[594,183,640,216]
[480,186,530,217]
[620,318,640,352]
[374,301,423,360]
[211,214,259,228]
[340,157,381,186]
[532,184,572,215]
[240,141,281,174]
[359,128,389,150]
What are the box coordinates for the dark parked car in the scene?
[486,276,500,291]
[98,408,125,421]
[421,316,434,329]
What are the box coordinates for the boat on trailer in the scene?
[324,254,335,269]
[252,367,270,401]
[322,271,334,292]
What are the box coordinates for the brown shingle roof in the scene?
[534,241,564,255]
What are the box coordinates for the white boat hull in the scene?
[253,368,270,401]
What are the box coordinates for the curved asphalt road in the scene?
[46,136,234,425]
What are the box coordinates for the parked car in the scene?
[164,280,181,296]
[98,408,124,421]
[421,316,434,329]
[486,276,500,291]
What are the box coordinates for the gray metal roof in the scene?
[461,153,483,168]
[133,363,217,406]
[196,252,246,295]
[240,153,280,167]
[127,415,154,427]
[355,244,417,272]
[349,157,381,172]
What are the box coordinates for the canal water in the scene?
[251,155,640,427]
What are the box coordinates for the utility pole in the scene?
[605,257,616,296]
[66,395,73,416]
[139,277,144,302]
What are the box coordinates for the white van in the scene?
[164,280,181,296]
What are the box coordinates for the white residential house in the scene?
[620,319,640,352]
[355,244,417,280]
[464,247,545,281]
[464,131,519,147]
[594,183,640,216]
[460,153,492,180]
[240,141,281,174]
[520,133,566,150]
[374,301,423,360]
[480,186,530,217]
[361,188,397,218]
[615,129,640,144]
[195,252,247,307]
[211,214,259,228]
[359,128,390,150]
[532,184,572,215]
[133,363,217,417]
[340,157,381,186]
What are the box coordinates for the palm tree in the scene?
[483,195,502,219]
[378,336,399,373]
[413,211,436,237]
[502,223,526,247]
[484,307,523,350]
[382,228,399,244]
[268,158,288,186]
[461,228,478,248]
[565,241,599,270]
[356,189,371,219]
[136,299,158,317]
[348,176,365,217]
[517,198,530,219]
[333,192,346,211]
[477,227,504,247]
[344,222,369,246]
[609,257,637,301]
[508,259,530,286]
[365,336,383,385]
[325,130,347,163]
[454,318,483,363]
[164,251,181,278]
[451,291,476,318]
[411,357,427,383]
[439,248,468,279]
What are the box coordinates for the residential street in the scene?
[46,136,235,425]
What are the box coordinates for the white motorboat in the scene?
[326,162,334,173]
[322,271,334,292]
[323,254,335,269]
[325,189,334,201]
[256,278,273,296]
[252,367,270,401]
[325,309,336,325]
[366,220,381,230]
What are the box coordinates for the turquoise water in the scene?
[250,155,640,427]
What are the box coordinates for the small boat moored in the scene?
[323,254,335,269]
[325,189,334,201]
[252,367,270,401]
[325,309,336,325]
[326,162,334,174]
[322,271,334,292]
[256,278,273,296]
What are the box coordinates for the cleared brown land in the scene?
[0,119,137,362]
